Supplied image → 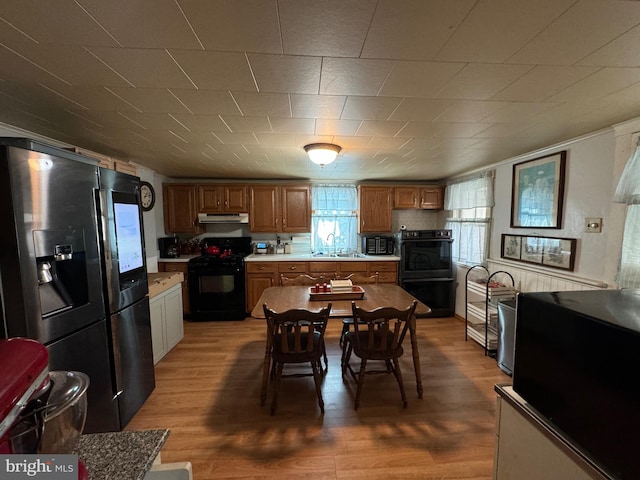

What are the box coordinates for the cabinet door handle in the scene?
[289,266,297,270]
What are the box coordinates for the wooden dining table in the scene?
[251,284,432,405]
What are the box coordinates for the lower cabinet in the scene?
[150,283,184,365]
[158,262,190,314]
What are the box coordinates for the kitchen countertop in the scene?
[157,255,198,263]
[148,272,184,298]
[76,429,169,480]
[245,253,400,262]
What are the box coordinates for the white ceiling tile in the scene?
[269,117,315,135]
[78,0,201,49]
[212,132,259,145]
[248,54,321,94]
[389,98,454,122]
[356,121,406,137]
[379,61,464,97]
[254,133,299,147]
[341,96,404,121]
[231,92,291,117]
[315,119,361,136]
[579,24,640,67]
[320,58,395,96]
[508,0,640,65]
[166,114,228,133]
[1,0,119,47]
[481,102,559,123]
[168,89,242,116]
[279,0,376,57]
[218,116,271,134]
[105,87,191,113]
[547,67,640,104]
[179,0,282,53]
[169,50,256,91]
[491,65,599,102]
[290,94,346,119]
[362,0,476,60]
[436,63,533,100]
[437,0,574,63]
[87,47,194,88]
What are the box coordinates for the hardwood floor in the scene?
[127,316,510,479]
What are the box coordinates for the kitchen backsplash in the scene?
[392,209,446,233]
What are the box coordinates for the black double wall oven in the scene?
[397,229,455,317]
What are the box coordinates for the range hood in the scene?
[198,213,249,224]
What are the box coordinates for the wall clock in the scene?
[140,181,155,212]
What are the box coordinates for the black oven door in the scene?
[400,278,455,318]
[400,239,453,279]
[189,266,246,320]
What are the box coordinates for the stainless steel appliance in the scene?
[396,229,454,317]
[97,167,155,429]
[158,236,180,258]
[362,235,395,255]
[0,138,154,433]
[188,237,252,320]
[496,298,517,376]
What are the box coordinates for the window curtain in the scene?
[311,184,358,254]
[444,172,494,266]
[615,137,640,288]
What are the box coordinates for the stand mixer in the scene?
[0,338,89,479]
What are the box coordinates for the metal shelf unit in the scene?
[465,265,515,356]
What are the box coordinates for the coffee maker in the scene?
[0,338,89,479]
[158,236,180,258]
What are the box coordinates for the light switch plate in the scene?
[585,217,602,233]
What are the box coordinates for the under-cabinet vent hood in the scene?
[198,213,249,224]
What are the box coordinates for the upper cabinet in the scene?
[249,184,311,233]
[163,184,203,234]
[198,185,247,213]
[393,185,444,210]
[358,186,393,233]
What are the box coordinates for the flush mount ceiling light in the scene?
[304,143,341,167]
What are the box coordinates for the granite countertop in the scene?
[148,272,184,298]
[76,429,169,480]
[245,253,400,262]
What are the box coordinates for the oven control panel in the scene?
[399,229,452,239]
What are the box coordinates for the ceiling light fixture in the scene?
[304,143,341,167]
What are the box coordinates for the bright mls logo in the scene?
[0,455,77,479]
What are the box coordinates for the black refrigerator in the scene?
[0,138,154,432]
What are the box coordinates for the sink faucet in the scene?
[326,233,336,256]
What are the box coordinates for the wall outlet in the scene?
[585,217,602,233]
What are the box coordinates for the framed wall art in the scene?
[511,150,566,228]
[500,234,577,271]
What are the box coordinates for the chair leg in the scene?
[391,358,408,408]
[270,362,284,415]
[311,360,325,414]
[341,342,353,377]
[321,342,329,373]
[339,323,350,348]
[354,358,368,410]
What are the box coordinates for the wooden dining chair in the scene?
[262,303,332,415]
[280,273,329,369]
[341,300,418,410]
[338,272,379,348]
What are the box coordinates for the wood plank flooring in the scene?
[126,316,510,479]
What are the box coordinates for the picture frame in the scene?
[511,150,566,228]
[500,234,577,271]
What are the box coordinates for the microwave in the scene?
[362,236,395,255]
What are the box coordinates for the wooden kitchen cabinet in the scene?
[358,186,393,233]
[158,262,190,314]
[393,185,444,210]
[248,184,311,233]
[163,184,203,234]
[245,262,278,312]
[198,184,247,213]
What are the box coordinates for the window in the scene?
[444,172,494,266]
[615,135,640,288]
[311,184,358,254]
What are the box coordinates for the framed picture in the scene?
[500,234,577,271]
[511,151,566,228]
[501,235,521,260]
